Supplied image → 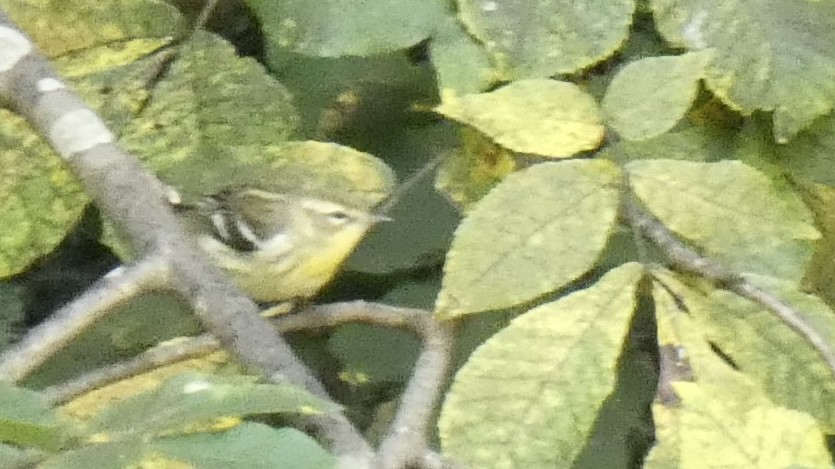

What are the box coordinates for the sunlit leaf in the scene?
[436,80,604,158]
[439,263,643,467]
[436,159,621,317]
[626,160,819,282]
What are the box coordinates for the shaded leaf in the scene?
[651,0,835,142]
[89,373,336,438]
[0,383,63,451]
[436,159,621,317]
[0,110,89,278]
[0,0,185,58]
[603,51,712,141]
[704,275,835,432]
[776,113,835,187]
[648,274,833,468]
[429,16,495,98]
[151,423,334,469]
[249,0,445,57]
[626,160,819,282]
[436,79,604,158]
[434,127,517,212]
[438,263,644,467]
[457,0,635,79]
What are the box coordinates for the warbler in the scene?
[177,187,387,303]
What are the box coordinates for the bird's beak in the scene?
[371,213,393,223]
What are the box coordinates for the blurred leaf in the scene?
[150,423,334,469]
[436,79,604,158]
[626,160,819,282]
[113,31,299,191]
[429,16,494,98]
[0,383,63,451]
[602,126,733,164]
[800,184,835,310]
[328,324,420,383]
[435,128,517,212]
[457,0,635,79]
[438,263,644,467]
[24,292,202,389]
[704,275,835,432]
[649,276,832,468]
[41,423,333,469]
[0,110,90,277]
[40,441,145,469]
[0,0,185,58]
[249,0,445,57]
[436,159,621,317]
[89,373,335,438]
[603,51,713,141]
[776,113,835,187]
[651,0,835,143]
[0,282,25,347]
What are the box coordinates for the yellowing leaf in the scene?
[704,276,835,432]
[649,382,832,469]
[434,127,517,212]
[436,79,604,158]
[626,160,819,282]
[436,160,621,317]
[648,272,833,468]
[457,0,635,78]
[1,0,185,58]
[604,51,713,141]
[438,263,644,468]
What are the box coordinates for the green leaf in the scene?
[434,127,518,212]
[429,16,495,98]
[603,51,713,141]
[649,275,833,468]
[328,325,420,383]
[776,112,835,186]
[457,0,635,79]
[113,31,299,188]
[626,160,819,282]
[0,383,63,451]
[435,80,605,158]
[89,373,337,438]
[436,159,621,317]
[438,263,644,467]
[151,423,335,469]
[0,0,185,58]
[248,0,445,57]
[0,109,90,278]
[703,275,835,432]
[651,0,835,142]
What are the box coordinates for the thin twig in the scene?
[0,257,170,382]
[622,192,835,377]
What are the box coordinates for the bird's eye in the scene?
[326,210,351,224]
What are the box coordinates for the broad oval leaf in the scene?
[436,80,605,158]
[436,159,621,317]
[603,51,713,141]
[249,0,445,57]
[457,0,635,79]
[652,0,835,142]
[626,159,819,282]
[438,263,644,467]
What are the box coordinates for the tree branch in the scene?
[0,12,372,461]
[622,192,835,376]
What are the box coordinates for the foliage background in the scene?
[1,0,834,468]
